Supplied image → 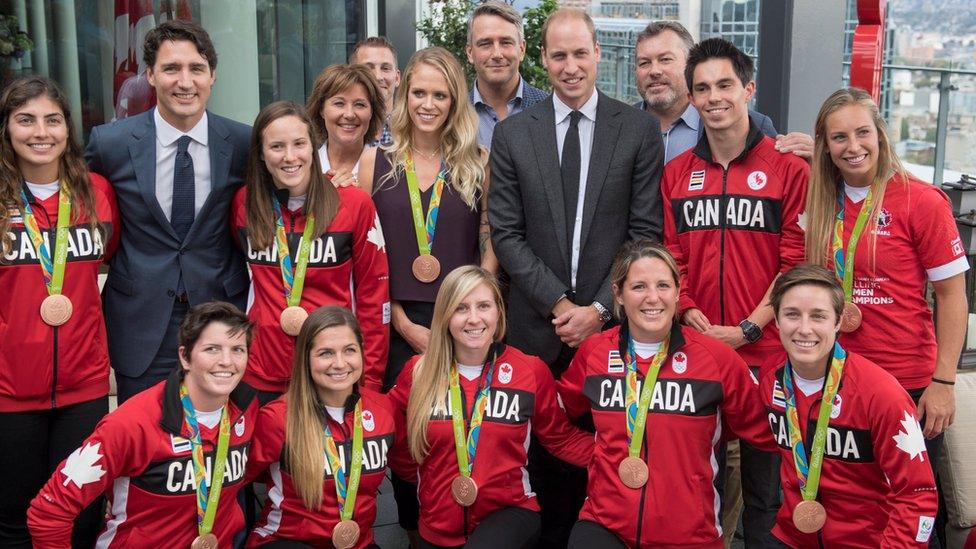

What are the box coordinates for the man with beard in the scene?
[634,21,812,163]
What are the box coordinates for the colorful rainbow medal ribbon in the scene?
[832,187,873,332]
[323,400,364,549]
[619,329,670,489]
[271,194,315,336]
[178,383,230,549]
[19,183,74,326]
[448,344,500,507]
[781,342,847,534]
[405,152,446,283]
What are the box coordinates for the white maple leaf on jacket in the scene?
[61,442,107,489]
[892,411,927,462]
[367,214,385,252]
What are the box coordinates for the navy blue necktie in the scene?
[171,135,195,241]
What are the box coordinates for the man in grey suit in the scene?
[86,20,251,403]
[488,8,664,548]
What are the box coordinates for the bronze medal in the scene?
[792,500,827,534]
[411,254,440,283]
[450,475,478,507]
[279,306,308,336]
[190,533,219,549]
[40,294,73,326]
[839,302,861,333]
[331,519,361,549]
[618,456,649,489]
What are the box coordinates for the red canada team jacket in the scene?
[246,389,407,548]
[557,324,776,548]
[28,369,259,548]
[231,186,390,392]
[0,173,119,412]
[388,344,593,547]
[759,351,938,548]
[662,123,808,365]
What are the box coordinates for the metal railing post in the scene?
[933,71,957,186]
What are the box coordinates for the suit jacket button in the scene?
[167,290,175,297]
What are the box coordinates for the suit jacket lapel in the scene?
[129,114,178,240]
[529,98,570,267]
[187,113,233,240]
[580,92,622,249]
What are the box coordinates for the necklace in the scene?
[411,146,440,161]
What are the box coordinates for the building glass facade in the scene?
[0,0,366,138]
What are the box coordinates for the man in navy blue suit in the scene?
[86,20,251,402]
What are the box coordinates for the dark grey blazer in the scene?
[85,110,251,378]
[489,91,664,364]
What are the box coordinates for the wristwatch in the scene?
[592,301,613,324]
[738,320,762,343]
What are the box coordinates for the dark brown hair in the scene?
[143,19,218,71]
[286,306,364,510]
[685,37,754,91]
[178,301,254,362]
[0,76,99,257]
[769,264,845,321]
[245,101,338,250]
[306,64,386,146]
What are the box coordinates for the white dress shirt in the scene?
[154,108,212,221]
[318,141,362,176]
[553,91,599,288]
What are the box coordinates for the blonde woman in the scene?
[359,47,495,391]
[803,88,967,473]
[246,306,405,549]
[388,266,591,549]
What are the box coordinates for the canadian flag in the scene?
[113,0,192,120]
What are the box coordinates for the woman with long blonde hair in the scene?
[246,306,405,548]
[804,87,967,478]
[388,265,592,549]
[359,47,495,391]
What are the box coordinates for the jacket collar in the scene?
[160,367,257,436]
[692,116,764,165]
[617,318,686,362]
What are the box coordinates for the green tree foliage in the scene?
[416,0,556,92]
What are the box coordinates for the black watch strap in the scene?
[738,320,762,343]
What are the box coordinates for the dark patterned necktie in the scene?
[171,135,195,241]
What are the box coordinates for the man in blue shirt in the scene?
[467,2,548,149]
[633,20,812,164]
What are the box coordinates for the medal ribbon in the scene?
[323,400,363,521]
[831,188,873,300]
[178,383,231,536]
[404,153,446,256]
[448,346,499,478]
[782,342,847,502]
[271,196,315,308]
[624,333,671,458]
[19,183,71,295]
